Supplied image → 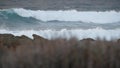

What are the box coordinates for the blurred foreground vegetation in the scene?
[0,34,120,68]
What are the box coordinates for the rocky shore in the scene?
[0,34,120,68]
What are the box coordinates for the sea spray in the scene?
[0,28,120,40]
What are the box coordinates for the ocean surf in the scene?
[0,8,120,40]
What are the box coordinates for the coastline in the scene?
[0,0,120,67]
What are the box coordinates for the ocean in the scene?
[0,8,120,40]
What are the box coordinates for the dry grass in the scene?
[0,34,120,68]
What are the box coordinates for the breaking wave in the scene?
[0,28,120,40]
[13,8,120,24]
[0,8,120,40]
[0,8,120,24]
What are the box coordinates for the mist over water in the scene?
[0,8,120,40]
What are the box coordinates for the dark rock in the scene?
[80,38,95,42]
[117,39,120,43]
[0,34,14,40]
[15,35,33,46]
[32,34,48,46]
[80,38,95,45]
[0,34,33,49]
[33,34,45,40]
[0,34,15,48]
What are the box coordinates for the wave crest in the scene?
[12,8,120,24]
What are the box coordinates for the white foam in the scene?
[13,8,120,24]
[0,28,120,40]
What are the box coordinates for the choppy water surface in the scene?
[0,8,120,40]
